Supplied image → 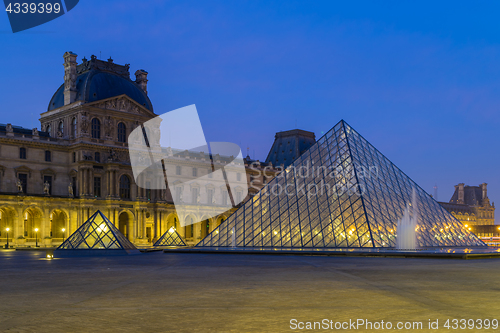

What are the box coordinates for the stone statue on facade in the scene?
[68,183,74,198]
[16,179,23,193]
[108,149,118,162]
[80,112,89,134]
[43,181,50,195]
[32,128,39,136]
[6,124,13,133]
[104,116,113,138]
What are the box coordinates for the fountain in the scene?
[396,188,418,250]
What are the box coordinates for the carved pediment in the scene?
[88,95,154,117]
[41,168,57,180]
[14,166,33,178]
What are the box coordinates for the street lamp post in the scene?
[62,228,66,242]
[34,228,39,247]
[5,227,9,249]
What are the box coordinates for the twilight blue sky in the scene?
[1,1,499,219]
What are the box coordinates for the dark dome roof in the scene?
[48,58,153,112]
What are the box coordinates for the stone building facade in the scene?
[439,183,496,237]
[0,52,280,248]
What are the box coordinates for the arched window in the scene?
[117,122,127,143]
[58,121,64,136]
[91,118,100,139]
[46,125,51,137]
[71,117,77,138]
[119,175,131,199]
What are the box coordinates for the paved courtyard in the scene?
[0,250,499,332]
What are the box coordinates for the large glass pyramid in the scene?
[58,210,137,250]
[154,227,187,247]
[197,120,485,248]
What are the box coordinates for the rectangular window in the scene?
[95,152,100,163]
[207,188,214,205]
[236,173,241,181]
[94,177,101,198]
[72,176,77,196]
[146,181,151,200]
[45,151,51,162]
[73,152,76,163]
[236,191,242,204]
[19,148,26,159]
[175,187,182,202]
[191,187,199,204]
[192,168,197,177]
[222,190,228,206]
[43,175,52,195]
[176,166,181,175]
[18,173,27,194]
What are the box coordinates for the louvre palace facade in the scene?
[0,52,280,248]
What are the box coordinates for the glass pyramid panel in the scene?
[197,120,485,248]
[58,210,137,250]
[154,227,186,247]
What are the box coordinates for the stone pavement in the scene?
[0,250,499,332]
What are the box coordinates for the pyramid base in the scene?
[163,246,499,259]
[54,249,141,257]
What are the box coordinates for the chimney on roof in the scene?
[63,51,78,105]
[455,183,465,204]
[481,183,488,200]
[135,69,148,95]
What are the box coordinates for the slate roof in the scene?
[265,129,315,168]
[450,186,485,206]
[48,56,153,112]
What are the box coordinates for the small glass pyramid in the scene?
[58,210,137,250]
[154,227,186,247]
[197,120,485,248]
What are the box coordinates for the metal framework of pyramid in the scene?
[57,210,137,251]
[197,120,485,249]
[154,227,187,247]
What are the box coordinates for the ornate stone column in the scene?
[42,207,50,240]
[88,168,94,197]
[142,209,146,239]
[63,51,78,105]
